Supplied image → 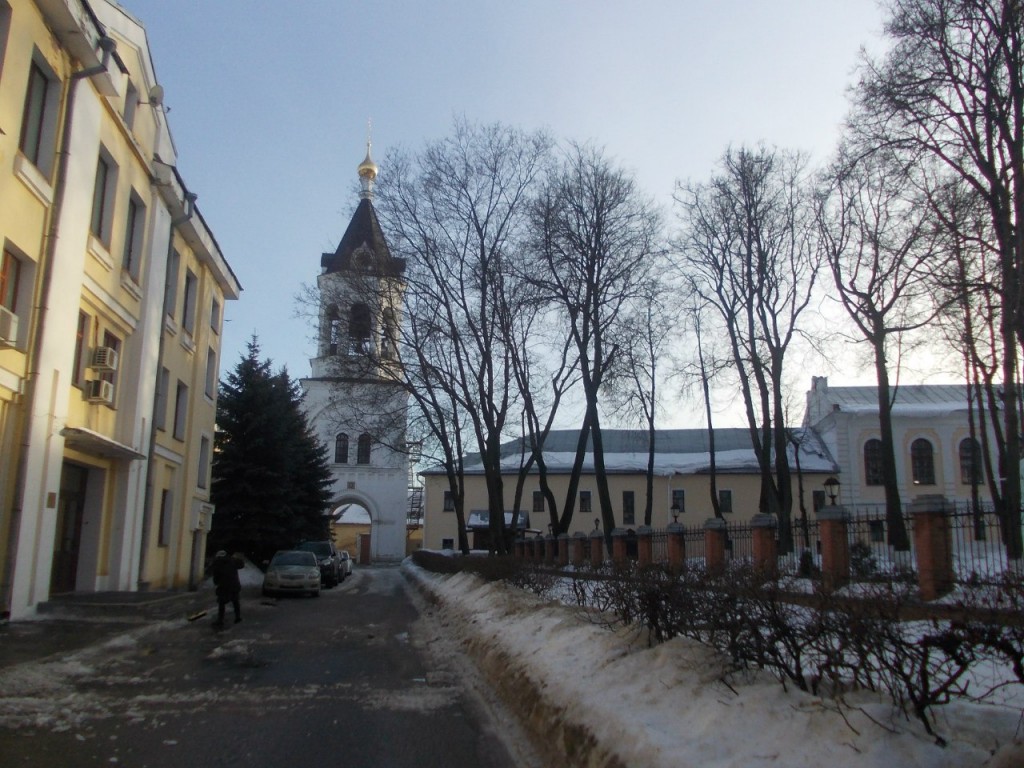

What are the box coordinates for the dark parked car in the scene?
[297,540,341,587]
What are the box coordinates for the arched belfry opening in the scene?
[300,141,409,564]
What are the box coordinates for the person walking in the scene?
[211,550,243,629]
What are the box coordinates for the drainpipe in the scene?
[2,37,116,614]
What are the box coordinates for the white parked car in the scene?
[338,550,353,579]
[262,550,321,597]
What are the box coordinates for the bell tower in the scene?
[301,143,409,563]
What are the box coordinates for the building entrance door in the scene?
[50,463,89,594]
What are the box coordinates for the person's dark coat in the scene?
[211,552,243,601]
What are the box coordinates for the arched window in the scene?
[911,438,935,485]
[382,308,397,360]
[357,433,372,465]
[863,439,883,486]
[327,307,341,355]
[959,438,983,485]
[349,303,371,355]
[334,433,349,464]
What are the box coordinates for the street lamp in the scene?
[824,476,840,506]
[670,502,681,524]
[593,517,600,531]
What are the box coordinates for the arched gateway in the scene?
[300,144,409,563]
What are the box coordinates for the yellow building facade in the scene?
[0,0,239,618]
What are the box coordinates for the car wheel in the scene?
[312,588,321,597]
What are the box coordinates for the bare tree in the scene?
[674,146,821,552]
[851,0,1024,560]
[528,143,663,547]
[605,280,672,526]
[372,119,554,555]
[817,147,944,550]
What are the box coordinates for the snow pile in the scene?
[405,564,1024,768]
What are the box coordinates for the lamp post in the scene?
[593,517,600,531]
[670,502,680,524]
[824,476,840,506]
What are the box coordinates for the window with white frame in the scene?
[210,297,221,333]
[579,490,592,514]
[157,488,173,547]
[911,438,936,485]
[197,435,211,489]
[864,438,884,486]
[205,348,217,399]
[622,490,635,526]
[443,491,454,511]
[164,248,180,317]
[155,366,169,430]
[334,433,349,464]
[122,192,145,281]
[718,489,733,514]
[959,438,983,485]
[173,380,188,441]
[532,490,544,513]
[90,150,117,246]
[182,268,198,335]
[357,433,371,464]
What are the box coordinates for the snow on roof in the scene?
[466,511,529,529]
[424,428,837,476]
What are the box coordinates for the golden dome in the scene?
[357,143,378,181]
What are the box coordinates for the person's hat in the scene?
[215,550,227,557]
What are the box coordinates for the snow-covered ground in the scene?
[404,562,1024,768]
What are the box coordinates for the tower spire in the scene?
[357,119,378,200]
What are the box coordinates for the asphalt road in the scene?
[0,566,536,768]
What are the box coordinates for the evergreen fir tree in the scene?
[209,338,333,565]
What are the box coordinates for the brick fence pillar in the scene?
[572,532,587,568]
[590,529,604,568]
[751,514,778,577]
[667,522,685,572]
[612,528,629,566]
[637,526,654,567]
[910,495,954,601]
[558,533,571,567]
[817,506,850,592]
[514,538,524,560]
[544,535,557,565]
[524,537,535,562]
[705,518,727,574]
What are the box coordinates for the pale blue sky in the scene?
[119,0,886,422]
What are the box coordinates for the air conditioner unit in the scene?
[87,379,115,404]
[0,305,18,348]
[91,346,119,372]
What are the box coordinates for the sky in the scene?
[117,0,892,427]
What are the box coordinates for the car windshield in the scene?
[271,551,316,567]
[298,542,331,556]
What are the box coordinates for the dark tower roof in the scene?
[320,197,405,276]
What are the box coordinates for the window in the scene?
[157,488,173,546]
[164,248,180,317]
[671,489,685,516]
[123,80,138,130]
[357,433,372,464]
[382,308,397,360]
[812,490,826,512]
[155,366,169,430]
[622,491,635,526]
[1,247,20,314]
[334,433,349,464]
[718,489,733,514]
[182,269,198,335]
[204,348,217,399]
[173,381,188,441]
[441,538,454,550]
[18,56,59,176]
[71,312,88,387]
[210,298,221,332]
[122,192,145,281]
[959,438,983,485]
[197,436,210,490]
[443,491,455,511]
[864,439,884,486]
[911,438,935,485]
[349,303,371,354]
[90,151,117,246]
[0,4,12,87]
[326,306,340,355]
[532,490,544,513]
[579,490,592,514]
